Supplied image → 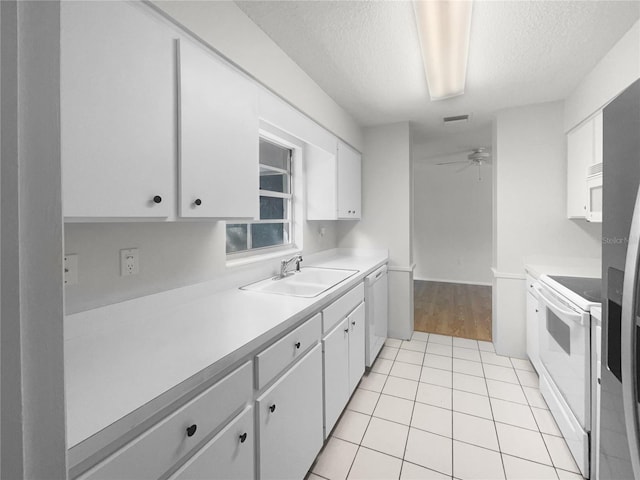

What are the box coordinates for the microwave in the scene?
[586,162,602,223]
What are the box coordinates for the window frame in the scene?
[225,136,296,258]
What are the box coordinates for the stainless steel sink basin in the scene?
[241,267,358,298]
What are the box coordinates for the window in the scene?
[226,138,293,254]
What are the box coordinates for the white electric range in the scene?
[537,274,602,478]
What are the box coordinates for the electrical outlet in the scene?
[64,254,78,285]
[120,248,139,276]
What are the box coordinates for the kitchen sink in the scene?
[241,267,358,297]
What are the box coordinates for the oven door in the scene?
[537,284,591,429]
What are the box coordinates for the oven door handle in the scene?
[622,187,640,478]
[534,285,586,326]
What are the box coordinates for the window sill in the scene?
[226,246,302,269]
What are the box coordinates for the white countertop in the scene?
[65,249,387,453]
[523,255,601,280]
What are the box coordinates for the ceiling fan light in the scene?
[413,0,473,101]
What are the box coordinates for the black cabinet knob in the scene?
[194,198,202,206]
[344,328,349,333]
[186,424,197,437]
[295,342,301,349]
[239,432,248,443]
[153,195,162,204]
[269,404,276,413]
[535,309,539,313]
[352,320,356,326]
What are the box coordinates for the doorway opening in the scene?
[414,281,492,341]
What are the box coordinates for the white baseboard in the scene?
[413,276,492,287]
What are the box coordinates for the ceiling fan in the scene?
[436,147,492,181]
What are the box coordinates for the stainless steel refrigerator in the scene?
[600,78,640,479]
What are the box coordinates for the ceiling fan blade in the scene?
[436,160,469,166]
[456,163,473,173]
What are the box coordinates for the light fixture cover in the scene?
[413,0,473,101]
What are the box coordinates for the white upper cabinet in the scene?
[61,2,175,219]
[337,141,362,219]
[178,39,259,219]
[567,111,603,219]
[307,140,362,220]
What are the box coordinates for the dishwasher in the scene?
[365,264,388,367]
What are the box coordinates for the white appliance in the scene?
[537,274,601,478]
[364,264,388,367]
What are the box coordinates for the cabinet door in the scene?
[257,345,323,480]
[322,318,350,435]
[348,303,366,393]
[526,291,541,371]
[178,38,259,219]
[61,1,174,218]
[566,118,594,218]
[170,407,254,480]
[337,141,362,219]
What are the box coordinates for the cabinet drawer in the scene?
[256,313,321,390]
[169,406,254,480]
[322,283,364,333]
[79,362,252,480]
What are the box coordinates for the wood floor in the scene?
[414,280,492,341]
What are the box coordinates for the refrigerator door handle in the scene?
[622,187,640,478]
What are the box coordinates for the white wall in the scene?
[150,0,363,151]
[1,1,67,476]
[565,19,640,131]
[492,101,602,357]
[338,123,414,339]
[65,216,338,315]
[413,158,493,285]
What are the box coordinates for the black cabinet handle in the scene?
[530,284,533,288]
[269,404,276,413]
[344,328,349,333]
[186,424,197,437]
[535,309,539,313]
[352,320,356,326]
[295,342,301,349]
[194,199,202,206]
[239,432,248,443]
[153,195,162,204]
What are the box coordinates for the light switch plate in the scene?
[120,248,139,276]
[64,254,78,285]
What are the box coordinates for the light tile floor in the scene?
[308,331,584,480]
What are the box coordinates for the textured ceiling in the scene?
[235,0,640,148]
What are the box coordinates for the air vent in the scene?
[587,162,603,176]
[443,114,470,125]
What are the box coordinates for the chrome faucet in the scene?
[280,254,303,278]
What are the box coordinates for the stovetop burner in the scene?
[548,275,602,303]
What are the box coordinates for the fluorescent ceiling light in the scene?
[413,0,473,101]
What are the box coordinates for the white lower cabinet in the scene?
[526,276,542,372]
[78,362,252,480]
[169,406,254,480]
[348,303,366,393]
[323,302,366,436]
[256,344,323,480]
[323,318,350,435]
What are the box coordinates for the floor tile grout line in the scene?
[479,349,508,480]
[364,371,549,413]
[345,361,392,480]
[451,354,454,478]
